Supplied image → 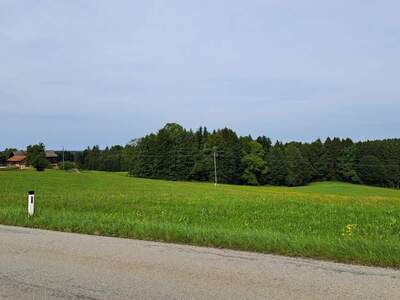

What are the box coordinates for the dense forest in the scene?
[2,123,400,188]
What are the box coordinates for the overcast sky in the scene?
[1,1,399,150]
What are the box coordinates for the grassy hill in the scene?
[1,170,399,267]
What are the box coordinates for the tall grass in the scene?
[1,170,399,267]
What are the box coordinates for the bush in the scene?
[59,161,76,171]
[31,156,49,171]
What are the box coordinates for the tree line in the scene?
[2,123,399,188]
[64,123,400,188]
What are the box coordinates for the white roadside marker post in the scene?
[28,191,35,217]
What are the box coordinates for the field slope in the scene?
[1,170,400,267]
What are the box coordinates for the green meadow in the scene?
[1,170,400,267]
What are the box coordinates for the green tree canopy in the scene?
[241,140,268,185]
[26,143,48,171]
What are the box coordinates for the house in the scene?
[7,154,27,169]
[11,150,26,156]
[6,150,59,169]
[45,150,58,165]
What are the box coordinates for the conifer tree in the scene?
[357,155,386,186]
[266,143,288,185]
[337,146,360,183]
[284,144,309,186]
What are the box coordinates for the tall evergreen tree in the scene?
[284,144,311,186]
[308,139,328,180]
[357,155,386,186]
[266,143,288,185]
[337,146,360,183]
[384,159,400,189]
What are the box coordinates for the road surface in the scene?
[1,225,399,299]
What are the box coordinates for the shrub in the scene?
[31,156,49,171]
[59,161,76,171]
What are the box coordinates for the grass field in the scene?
[1,170,400,267]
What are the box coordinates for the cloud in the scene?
[1,0,400,149]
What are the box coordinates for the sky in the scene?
[1,0,400,150]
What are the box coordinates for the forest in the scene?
[2,123,400,188]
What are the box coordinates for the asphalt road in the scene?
[1,225,399,299]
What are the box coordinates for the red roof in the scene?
[7,155,26,162]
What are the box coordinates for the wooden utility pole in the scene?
[213,150,217,187]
